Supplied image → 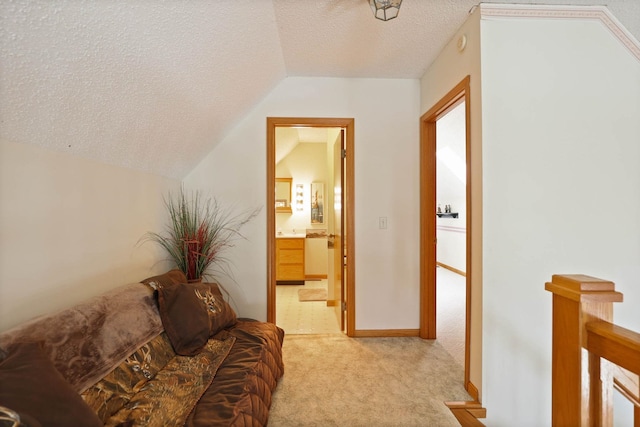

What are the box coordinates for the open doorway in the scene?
[435,101,467,368]
[273,126,340,334]
[266,117,355,337]
[419,77,474,396]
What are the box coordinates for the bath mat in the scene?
[297,288,327,302]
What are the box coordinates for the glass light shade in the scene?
[369,0,402,21]
[295,184,304,211]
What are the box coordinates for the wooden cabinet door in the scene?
[276,238,305,281]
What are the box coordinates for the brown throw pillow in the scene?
[155,281,237,355]
[141,269,188,290]
[0,342,102,427]
[156,283,211,356]
[191,282,238,336]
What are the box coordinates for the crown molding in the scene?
[479,3,640,63]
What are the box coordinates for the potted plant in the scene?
[142,188,260,282]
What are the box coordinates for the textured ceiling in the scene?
[1,0,639,179]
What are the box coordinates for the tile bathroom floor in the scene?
[275,279,341,335]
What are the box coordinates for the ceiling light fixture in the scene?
[370,0,402,21]
[295,184,304,211]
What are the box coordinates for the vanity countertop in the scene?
[276,233,305,239]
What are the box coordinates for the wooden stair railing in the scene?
[546,274,640,427]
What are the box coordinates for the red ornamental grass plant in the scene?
[142,188,260,282]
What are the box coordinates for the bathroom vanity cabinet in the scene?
[276,237,305,283]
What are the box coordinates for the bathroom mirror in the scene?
[275,178,292,213]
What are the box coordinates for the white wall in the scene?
[479,14,640,427]
[0,139,179,332]
[185,77,421,329]
[420,7,483,397]
[437,217,466,272]
[424,8,640,424]
[437,102,467,272]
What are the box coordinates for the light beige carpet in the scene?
[298,288,327,302]
[437,267,467,368]
[268,334,471,426]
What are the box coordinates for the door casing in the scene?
[419,76,473,393]
[266,117,355,337]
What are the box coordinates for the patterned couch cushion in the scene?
[105,336,235,427]
[81,333,176,423]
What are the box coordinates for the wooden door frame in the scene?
[419,76,472,391]
[266,117,355,337]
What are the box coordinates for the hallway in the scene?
[276,266,466,368]
[436,266,466,368]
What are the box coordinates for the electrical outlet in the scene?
[379,217,387,229]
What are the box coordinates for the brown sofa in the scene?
[0,270,284,426]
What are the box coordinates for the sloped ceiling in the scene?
[276,127,330,165]
[436,102,467,203]
[1,0,639,179]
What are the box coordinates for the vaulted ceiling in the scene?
[1,1,639,179]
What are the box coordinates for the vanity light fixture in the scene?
[370,0,402,21]
[295,184,304,211]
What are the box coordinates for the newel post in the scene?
[545,274,623,427]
